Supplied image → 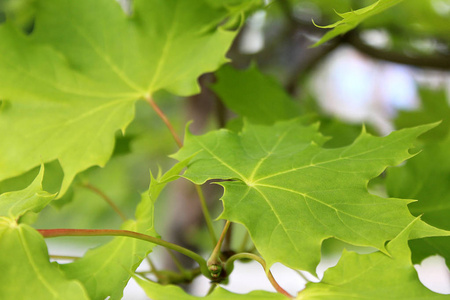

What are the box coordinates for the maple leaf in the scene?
[395,88,450,142]
[312,0,404,47]
[59,159,189,300]
[0,218,89,300]
[0,165,55,219]
[211,64,301,125]
[297,218,449,299]
[0,0,248,195]
[174,119,446,274]
[134,275,288,300]
[387,133,450,268]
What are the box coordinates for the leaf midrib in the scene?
[18,226,59,298]
[68,18,146,94]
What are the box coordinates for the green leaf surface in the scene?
[312,0,404,47]
[134,276,288,300]
[297,218,449,299]
[59,159,189,300]
[211,64,301,124]
[0,0,241,195]
[0,165,55,219]
[394,89,450,142]
[387,134,450,267]
[0,218,89,300]
[174,119,446,274]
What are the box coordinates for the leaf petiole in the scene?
[145,95,218,246]
[207,220,231,280]
[196,184,218,246]
[224,253,293,298]
[81,182,128,221]
[38,228,212,279]
[145,95,183,148]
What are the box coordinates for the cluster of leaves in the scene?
[0,0,449,299]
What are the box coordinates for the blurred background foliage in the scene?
[0,0,449,290]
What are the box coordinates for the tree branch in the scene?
[343,31,450,70]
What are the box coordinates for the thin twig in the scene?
[145,95,183,148]
[208,220,231,265]
[166,249,188,274]
[81,183,127,221]
[196,185,218,247]
[343,31,450,70]
[225,253,293,298]
[145,94,219,247]
[238,231,251,253]
[38,228,212,279]
[223,221,233,251]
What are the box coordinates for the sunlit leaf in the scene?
[0,0,245,195]
[297,218,448,299]
[312,0,405,47]
[395,88,450,142]
[212,64,301,125]
[174,119,446,274]
[59,159,190,300]
[0,165,55,219]
[387,133,450,267]
[0,218,90,300]
[134,276,288,300]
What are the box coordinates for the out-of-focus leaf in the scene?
[387,134,450,267]
[312,0,404,47]
[212,64,301,124]
[395,89,450,142]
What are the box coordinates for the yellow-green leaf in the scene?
[0,218,90,300]
[0,0,244,195]
[174,119,446,274]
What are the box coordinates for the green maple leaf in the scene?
[0,165,55,219]
[134,275,288,300]
[211,64,301,125]
[312,0,404,47]
[0,0,249,195]
[296,218,449,299]
[395,89,450,142]
[387,134,450,268]
[59,159,190,300]
[0,218,90,300]
[174,119,447,274]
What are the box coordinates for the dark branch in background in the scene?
[285,37,341,96]
[275,0,450,96]
[342,31,450,71]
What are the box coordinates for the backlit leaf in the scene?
[0,218,89,300]
[0,0,245,195]
[387,134,450,267]
[312,0,405,47]
[134,276,288,300]
[174,119,446,274]
[394,89,450,142]
[59,159,190,300]
[297,218,449,299]
[211,64,301,125]
[0,165,55,219]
